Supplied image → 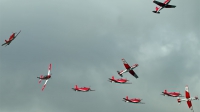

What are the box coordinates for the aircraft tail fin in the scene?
[37,75,43,79]
[112,76,115,80]
[164,90,167,93]
[40,75,43,79]
[177,97,181,104]
[126,96,128,100]
[75,85,78,89]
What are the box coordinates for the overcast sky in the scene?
[0,0,199,112]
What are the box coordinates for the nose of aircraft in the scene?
[195,96,199,100]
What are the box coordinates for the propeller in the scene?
[195,96,199,100]
[161,93,165,96]
[72,88,77,91]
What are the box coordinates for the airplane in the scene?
[2,30,21,46]
[37,63,52,91]
[108,76,132,84]
[152,0,176,14]
[177,85,199,112]
[72,85,95,92]
[117,58,139,78]
[161,90,184,97]
[123,96,145,104]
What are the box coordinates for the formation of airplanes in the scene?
[2,0,199,111]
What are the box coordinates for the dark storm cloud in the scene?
[0,0,199,112]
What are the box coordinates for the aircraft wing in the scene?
[185,86,190,99]
[165,5,176,8]
[1,43,7,46]
[129,70,139,78]
[187,101,194,112]
[42,80,48,91]
[153,1,165,7]
[48,63,52,76]
[122,58,131,69]
[12,30,21,41]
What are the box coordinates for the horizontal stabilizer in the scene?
[152,11,160,14]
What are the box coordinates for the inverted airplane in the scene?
[161,90,183,97]
[108,76,131,84]
[72,85,95,92]
[37,63,52,91]
[2,30,21,46]
[123,96,144,104]
[117,58,139,78]
[177,85,199,112]
[152,0,176,14]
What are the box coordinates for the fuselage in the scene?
[75,87,90,91]
[110,79,127,83]
[126,98,141,103]
[163,92,181,97]
[38,75,51,80]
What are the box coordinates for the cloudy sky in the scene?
[0,0,199,112]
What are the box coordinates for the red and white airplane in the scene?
[177,86,199,112]
[123,96,144,104]
[72,85,95,92]
[2,30,21,46]
[117,58,139,78]
[161,90,183,97]
[152,0,176,14]
[108,76,131,84]
[37,64,52,91]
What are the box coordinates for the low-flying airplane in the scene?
[37,63,52,91]
[161,90,183,97]
[108,76,131,84]
[117,58,139,78]
[152,0,176,14]
[177,86,199,112]
[2,30,21,46]
[123,96,144,104]
[72,85,95,92]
